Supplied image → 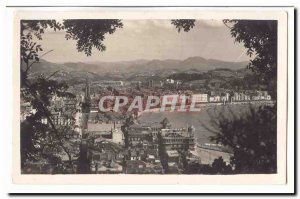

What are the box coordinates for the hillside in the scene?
[28,56,248,75]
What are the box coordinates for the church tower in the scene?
[81,76,91,136]
[84,77,91,103]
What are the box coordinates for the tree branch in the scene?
[26,50,54,73]
[23,79,74,170]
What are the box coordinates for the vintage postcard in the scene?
[11,7,292,186]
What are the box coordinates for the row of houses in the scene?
[87,91,272,114]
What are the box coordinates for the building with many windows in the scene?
[191,94,208,103]
[160,126,195,151]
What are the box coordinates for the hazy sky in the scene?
[37,19,250,63]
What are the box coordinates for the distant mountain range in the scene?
[29,56,249,75]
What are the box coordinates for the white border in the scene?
[3,6,295,194]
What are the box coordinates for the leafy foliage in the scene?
[185,157,232,174]
[171,19,196,32]
[20,19,123,173]
[20,20,63,67]
[63,19,123,56]
[224,20,277,98]
[20,20,123,76]
[172,19,278,174]
[223,20,277,81]
[171,19,277,98]
[206,105,277,173]
[20,76,76,167]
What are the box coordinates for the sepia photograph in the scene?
[9,7,292,188]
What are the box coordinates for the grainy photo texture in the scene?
[20,18,278,175]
